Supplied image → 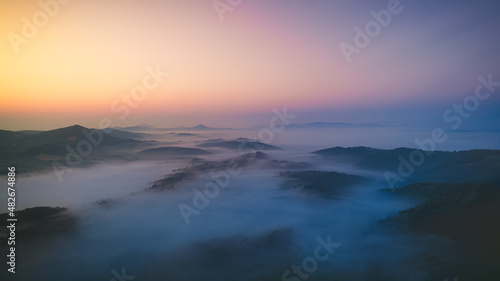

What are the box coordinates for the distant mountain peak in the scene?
[46,124,88,133]
[156,124,232,131]
[115,124,155,131]
[192,124,210,129]
[133,123,155,129]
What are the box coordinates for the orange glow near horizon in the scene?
[1,0,498,130]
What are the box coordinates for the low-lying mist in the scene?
[2,127,491,281]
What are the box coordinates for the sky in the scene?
[1,0,500,130]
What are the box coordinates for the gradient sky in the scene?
[1,0,500,130]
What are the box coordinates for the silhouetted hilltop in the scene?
[0,125,146,173]
[0,129,24,141]
[172,133,198,137]
[386,182,500,224]
[314,146,380,158]
[314,146,500,184]
[2,125,140,154]
[114,123,155,131]
[33,124,88,139]
[157,124,233,131]
[106,128,149,139]
[384,182,500,280]
[137,147,211,158]
[0,206,76,239]
[280,170,367,198]
[266,159,310,170]
[197,139,280,150]
[148,152,267,191]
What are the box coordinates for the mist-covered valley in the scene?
[1,125,499,281]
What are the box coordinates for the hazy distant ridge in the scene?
[115,122,382,132]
